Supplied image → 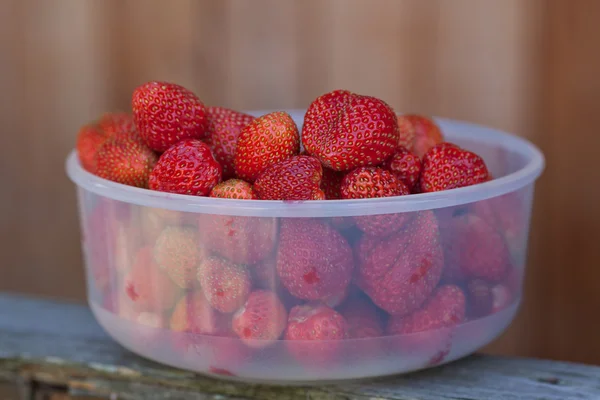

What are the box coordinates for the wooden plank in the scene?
[1,294,599,400]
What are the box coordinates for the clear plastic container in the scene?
[66,110,544,383]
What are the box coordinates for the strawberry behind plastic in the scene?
[302,90,399,171]
[232,290,287,349]
[132,81,208,152]
[197,256,251,313]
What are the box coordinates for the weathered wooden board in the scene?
[0,294,599,400]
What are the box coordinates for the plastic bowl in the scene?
[66,109,544,383]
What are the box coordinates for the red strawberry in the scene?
[232,290,287,348]
[132,81,208,152]
[154,226,205,289]
[205,106,255,179]
[400,114,444,158]
[321,167,344,200]
[210,179,255,199]
[198,215,277,265]
[302,90,399,171]
[440,212,510,283]
[98,112,137,137]
[123,246,181,312]
[285,303,348,365]
[355,211,444,315]
[149,139,222,196]
[387,285,466,365]
[341,167,411,237]
[233,111,300,182]
[396,114,416,150]
[254,155,324,201]
[420,143,490,193]
[95,134,158,188]
[197,256,251,313]
[276,219,354,301]
[382,146,422,192]
[76,123,107,173]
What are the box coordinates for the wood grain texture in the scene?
[1,294,599,400]
[0,0,599,365]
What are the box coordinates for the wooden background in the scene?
[1,0,599,365]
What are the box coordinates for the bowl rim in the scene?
[66,109,545,217]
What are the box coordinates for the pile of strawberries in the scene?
[76,81,491,201]
[77,81,524,376]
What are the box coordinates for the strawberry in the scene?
[419,142,490,193]
[123,246,181,312]
[198,215,277,265]
[233,111,300,182]
[170,291,229,339]
[254,155,324,201]
[440,212,510,283]
[95,134,158,188]
[210,179,255,199]
[132,81,208,152]
[205,106,255,179]
[387,285,466,365]
[382,146,422,192]
[355,210,444,315]
[76,123,107,173]
[400,114,444,158]
[341,167,411,237]
[197,256,252,313]
[321,167,344,200]
[154,226,205,289]
[232,290,287,348]
[285,303,348,365]
[276,219,354,301]
[396,114,416,150]
[98,112,137,138]
[302,90,399,171]
[149,139,222,196]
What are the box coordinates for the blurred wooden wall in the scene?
[1,0,599,365]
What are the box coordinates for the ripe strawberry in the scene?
[440,212,510,283]
[276,219,353,301]
[98,112,137,138]
[197,256,251,313]
[154,226,205,289]
[232,290,287,348]
[233,111,300,182]
[355,210,444,315]
[387,285,466,365]
[420,143,490,193]
[302,90,399,171]
[285,303,348,365]
[321,167,344,200]
[132,81,208,152]
[123,246,181,312]
[254,155,324,201]
[76,123,107,173]
[382,146,422,192]
[198,215,277,265]
[149,139,222,196]
[400,114,444,158]
[170,291,229,339]
[210,179,255,199]
[396,114,416,150]
[205,106,255,179]
[341,167,411,237]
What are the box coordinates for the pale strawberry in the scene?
[232,290,287,348]
[233,111,300,182]
[302,90,399,171]
[205,106,255,179]
[170,291,229,340]
[149,139,222,196]
[382,146,422,192]
[276,219,354,301]
[132,81,208,152]
[355,210,444,315]
[210,179,255,199]
[420,143,490,193]
[285,303,348,365]
[154,226,205,289]
[95,134,158,188]
[254,155,324,201]
[197,256,251,313]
